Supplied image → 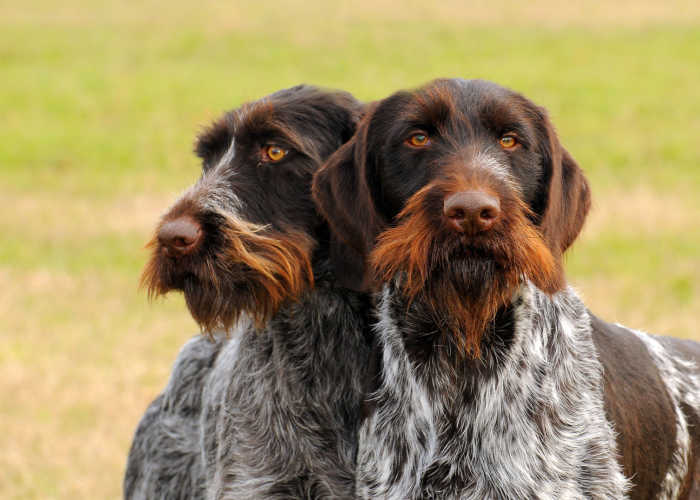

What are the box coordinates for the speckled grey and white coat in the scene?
[201,262,372,499]
[124,333,224,500]
[357,281,631,500]
[124,261,373,500]
[124,85,372,499]
[358,278,700,499]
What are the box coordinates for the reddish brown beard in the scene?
[370,179,564,357]
[141,215,314,334]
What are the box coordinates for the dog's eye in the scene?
[499,135,518,149]
[407,133,431,148]
[262,145,288,162]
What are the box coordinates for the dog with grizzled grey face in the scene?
[314,78,700,499]
[125,85,373,499]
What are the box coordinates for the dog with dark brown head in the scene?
[315,78,587,356]
[141,85,361,330]
[314,78,700,499]
[126,85,374,499]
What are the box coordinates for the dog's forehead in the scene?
[234,99,289,137]
[393,79,531,129]
[230,88,350,157]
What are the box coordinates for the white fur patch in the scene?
[473,150,513,184]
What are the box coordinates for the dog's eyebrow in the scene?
[399,89,457,129]
[235,111,311,158]
[401,107,451,130]
[248,123,307,151]
[498,122,530,138]
[480,111,532,140]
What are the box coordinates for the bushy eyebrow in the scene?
[401,94,456,130]
[498,122,529,136]
[478,104,535,144]
[234,112,308,155]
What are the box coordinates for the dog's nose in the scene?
[158,216,203,257]
[443,191,501,234]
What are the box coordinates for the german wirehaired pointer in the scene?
[313,78,700,499]
[125,85,372,499]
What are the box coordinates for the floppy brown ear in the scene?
[538,114,591,258]
[312,111,386,291]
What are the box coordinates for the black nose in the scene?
[158,216,203,257]
[443,191,501,235]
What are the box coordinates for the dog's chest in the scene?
[357,284,629,499]
[369,354,584,499]
[205,286,373,499]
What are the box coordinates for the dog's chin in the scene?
[407,253,514,357]
[141,251,184,298]
[143,254,312,337]
[181,274,249,334]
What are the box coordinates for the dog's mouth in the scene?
[370,180,563,356]
[141,216,315,333]
[440,231,512,263]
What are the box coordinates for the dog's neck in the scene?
[373,278,605,412]
[380,275,525,367]
[269,249,372,335]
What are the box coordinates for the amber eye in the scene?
[263,145,288,162]
[407,133,430,147]
[499,135,518,149]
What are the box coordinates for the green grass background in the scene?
[1,1,699,497]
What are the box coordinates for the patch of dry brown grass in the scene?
[583,186,696,238]
[0,267,197,499]
[570,186,699,340]
[574,274,700,339]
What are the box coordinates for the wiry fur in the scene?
[140,85,361,332]
[125,85,372,499]
[357,282,629,499]
[371,170,561,356]
[202,262,371,499]
[124,334,225,500]
[127,265,372,500]
[141,211,315,331]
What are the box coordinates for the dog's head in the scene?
[313,79,589,354]
[142,85,362,332]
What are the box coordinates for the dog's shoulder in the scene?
[590,314,680,499]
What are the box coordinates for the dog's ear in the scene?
[312,109,386,291]
[536,109,591,257]
[194,113,234,170]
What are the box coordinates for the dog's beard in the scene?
[371,182,563,357]
[141,215,314,334]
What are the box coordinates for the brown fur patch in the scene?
[371,171,563,356]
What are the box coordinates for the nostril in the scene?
[173,236,192,247]
[158,216,203,256]
[480,207,498,221]
[447,207,466,221]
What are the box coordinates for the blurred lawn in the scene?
[1,1,699,498]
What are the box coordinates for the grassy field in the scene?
[1,1,699,498]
